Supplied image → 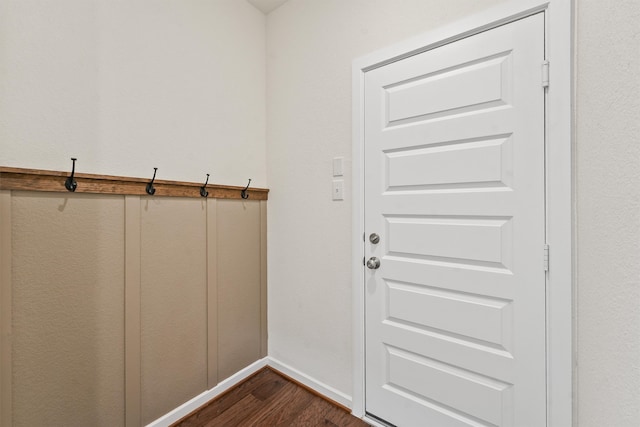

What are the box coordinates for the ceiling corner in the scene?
[246,0,289,15]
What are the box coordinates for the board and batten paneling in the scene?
[217,199,265,380]
[0,186,267,426]
[140,197,208,425]
[9,192,126,427]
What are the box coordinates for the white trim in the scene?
[145,358,269,427]
[543,1,575,426]
[352,1,574,426]
[145,357,358,427]
[267,357,353,410]
[352,0,549,73]
[351,59,366,418]
[364,415,393,427]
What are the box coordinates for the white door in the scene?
[364,14,546,427]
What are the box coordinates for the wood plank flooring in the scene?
[172,367,369,427]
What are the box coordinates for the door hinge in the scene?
[543,244,550,272]
[542,60,550,88]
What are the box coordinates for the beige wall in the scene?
[0,191,267,426]
[0,0,267,187]
[267,1,640,425]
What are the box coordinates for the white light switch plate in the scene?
[333,157,344,177]
[332,180,344,200]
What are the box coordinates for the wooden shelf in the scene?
[0,167,268,200]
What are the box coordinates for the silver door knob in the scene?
[366,257,381,270]
[369,233,380,244]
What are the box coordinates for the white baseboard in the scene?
[266,357,353,410]
[146,357,269,427]
[146,356,354,426]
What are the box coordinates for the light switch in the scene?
[333,157,344,177]
[332,180,344,200]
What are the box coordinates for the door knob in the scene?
[366,257,381,270]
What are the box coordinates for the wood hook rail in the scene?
[0,166,269,200]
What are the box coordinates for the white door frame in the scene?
[351,1,574,426]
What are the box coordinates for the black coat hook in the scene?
[65,157,78,192]
[200,174,210,198]
[241,178,252,199]
[146,167,157,195]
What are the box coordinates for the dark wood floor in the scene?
[172,367,369,427]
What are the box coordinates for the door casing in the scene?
[351,1,574,426]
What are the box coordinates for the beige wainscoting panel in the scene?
[206,199,218,389]
[10,192,126,427]
[217,199,263,381]
[140,197,208,425]
[3,188,268,425]
[124,196,142,427]
[260,200,268,358]
[0,191,12,427]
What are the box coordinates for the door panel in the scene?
[386,280,513,350]
[385,136,512,190]
[365,14,546,427]
[386,346,513,426]
[386,52,510,125]
[385,215,512,267]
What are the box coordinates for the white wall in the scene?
[266,0,508,397]
[576,1,640,425]
[267,1,640,424]
[0,0,267,187]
